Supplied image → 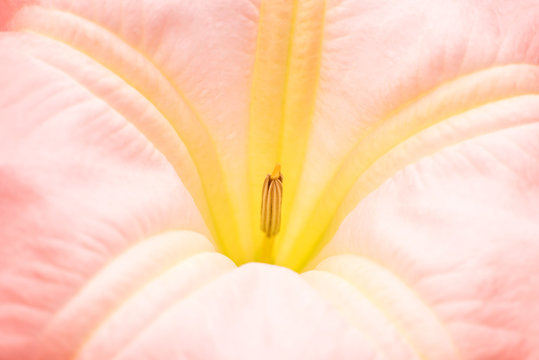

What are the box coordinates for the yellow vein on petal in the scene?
[274,0,326,256]
[310,254,462,360]
[305,271,426,360]
[14,6,243,259]
[278,64,539,270]
[248,0,326,259]
[106,258,237,360]
[275,0,299,163]
[303,97,539,270]
[28,47,211,239]
[321,94,539,257]
[25,27,223,251]
[31,231,216,360]
[76,252,236,360]
[248,0,295,259]
[302,270,414,360]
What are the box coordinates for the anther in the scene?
[260,164,283,237]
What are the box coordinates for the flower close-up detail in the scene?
[1,0,539,359]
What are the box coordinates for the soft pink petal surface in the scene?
[1,0,539,359]
[111,264,378,360]
[278,0,539,267]
[0,2,375,358]
[311,124,539,358]
[305,1,539,358]
[0,37,209,358]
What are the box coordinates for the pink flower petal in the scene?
[3,0,263,261]
[112,264,379,360]
[276,0,539,269]
[0,39,208,358]
[313,113,539,358]
[2,0,539,359]
[33,233,235,360]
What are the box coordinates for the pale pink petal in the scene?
[0,3,378,358]
[2,0,264,261]
[301,4,539,356]
[33,233,235,360]
[0,38,209,358]
[312,111,539,358]
[112,264,379,360]
[276,0,539,269]
[2,1,539,359]
[301,269,418,360]
[304,256,459,360]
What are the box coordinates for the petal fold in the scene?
[312,116,539,358]
[114,264,380,360]
[275,0,539,269]
[0,36,208,358]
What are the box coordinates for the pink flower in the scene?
[1,0,538,359]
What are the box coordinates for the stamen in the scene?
[260,164,283,237]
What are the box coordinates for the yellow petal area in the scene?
[302,255,460,360]
[248,0,325,261]
[277,64,539,270]
[31,231,236,360]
